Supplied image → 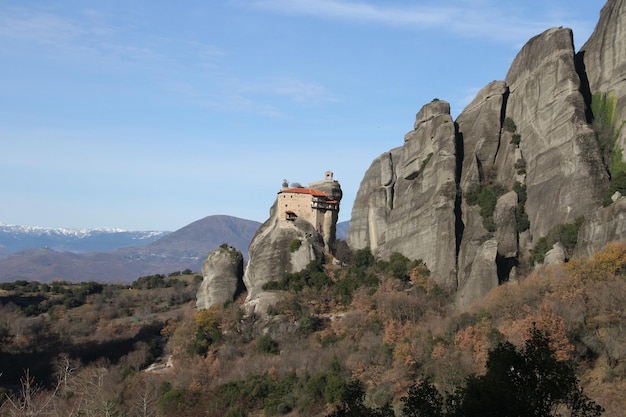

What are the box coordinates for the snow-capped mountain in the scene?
[0,215,262,283]
[0,223,170,255]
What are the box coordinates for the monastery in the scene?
[277,172,340,236]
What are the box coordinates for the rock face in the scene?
[196,245,244,310]
[576,198,626,257]
[350,100,458,289]
[579,0,626,152]
[349,3,626,310]
[505,27,607,240]
[243,174,342,313]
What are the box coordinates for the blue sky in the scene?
[0,0,605,231]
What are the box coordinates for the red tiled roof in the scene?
[279,188,329,197]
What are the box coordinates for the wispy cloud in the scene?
[0,11,85,45]
[247,0,591,44]
[250,0,452,26]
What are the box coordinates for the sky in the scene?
[0,0,606,231]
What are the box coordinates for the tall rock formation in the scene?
[243,173,342,313]
[349,2,624,310]
[579,0,626,153]
[349,100,458,289]
[196,245,244,310]
[504,27,607,240]
[576,0,626,256]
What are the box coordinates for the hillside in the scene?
[0,242,623,416]
[1,1,626,416]
[0,215,261,283]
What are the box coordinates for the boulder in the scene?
[196,245,244,310]
[543,242,566,265]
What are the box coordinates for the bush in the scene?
[465,182,508,232]
[158,388,186,414]
[289,239,302,252]
[510,133,521,146]
[503,117,517,132]
[263,259,330,292]
[529,217,585,264]
[353,248,375,268]
[513,182,530,233]
[256,334,279,355]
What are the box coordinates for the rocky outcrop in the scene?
[505,27,608,240]
[576,198,626,257]
[347,147,402,254]
[579,0,626,152]
[243,175,342,314]
[243,211,324,302]
[455,240,499,311]
[196,245,244,310]
[348,8,623,310]
[544,242,566,265]
[349,100,458,289]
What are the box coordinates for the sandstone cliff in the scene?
[579,0,626,153]
[349,0,625,310]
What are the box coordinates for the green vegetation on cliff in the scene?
[592,91,626,205]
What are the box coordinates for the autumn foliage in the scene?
[3,242,626,416]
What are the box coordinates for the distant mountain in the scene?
[336,221,349,241]
[0,223,168,256]
[0,215,261,283]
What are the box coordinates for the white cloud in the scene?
[247,0,592,44]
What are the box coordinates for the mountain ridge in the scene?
[0,215,263,283]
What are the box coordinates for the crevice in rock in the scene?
[574,50,594,124]
[454,123,465,279]
[494,86,510,166]
[496,254,518,284]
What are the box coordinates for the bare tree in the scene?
[0,369,59,417]
[128,376,159,417]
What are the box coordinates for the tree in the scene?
[451,325,603,417]
[401,326,603,417]
[326,380,395,417]
[401,379,444,417]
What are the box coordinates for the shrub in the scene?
[289,239,302,252]
[256,334,279,354]
[503,117,517,132]
[592,91,624,173]
[192,306,222,355]
[353,248,375,268]
[510,133,521,146]
[529,217,585,265]
[465,182,508,232]
[158,388,186,414]
[513,182,530,233]
[603,170,626,206]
